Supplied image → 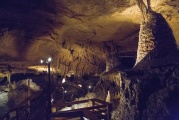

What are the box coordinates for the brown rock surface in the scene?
[0,0,179,77]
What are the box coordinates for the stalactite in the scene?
[56,56,60,72]
[75,61,80,77]
[135,0,178,67]
[63,61,67,77]
[104,41,121,72]
[135,0,148,23]
[67,62,71,74]
[81,64,85,76]
[72,56,78,62]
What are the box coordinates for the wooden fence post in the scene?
[27,79,30,114]
[92,99,95,111]
[107,103,112,120]
[16,108,20,120]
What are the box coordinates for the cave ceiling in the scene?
[0,0,179,77]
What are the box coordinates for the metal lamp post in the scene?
[47,62,52,115]
[40,57,52,116]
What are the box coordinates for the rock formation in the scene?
[135,0,178,68]
[0,0,179,120]
[110,0,179,120]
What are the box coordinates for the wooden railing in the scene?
[50,98,113,120]
[2,93,112,120]
[1,91,42,120]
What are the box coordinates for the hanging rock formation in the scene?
[110,0,179,120]
[135,0,178,68]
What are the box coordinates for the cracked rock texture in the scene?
[112,64,179,120]
[135,10,178,67]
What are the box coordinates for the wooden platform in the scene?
[51,117,80,120]
[50,99,112,120]
[1,92,112,120]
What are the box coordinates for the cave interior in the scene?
[1,0,179,120]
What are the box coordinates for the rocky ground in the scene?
[93,62,179,120]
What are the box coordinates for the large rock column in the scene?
[106,54,121,72]
[104,42,121,72]
[134,1,177,67]
[111,1,179,120]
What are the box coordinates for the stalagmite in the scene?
[106,90,111,102]
[7,74,11,87]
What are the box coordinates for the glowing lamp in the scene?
[78,84,82,87]
[40,60,44,64]
[47,57,52,63]
[62,78,66,83]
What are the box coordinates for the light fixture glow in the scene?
[83,117,89,120]
[78,84,82,87]
[51,98,54,102]
[47,57,52,63]
[62,78,66,83]
[88,85,92,89]
[40,60,44,64]
[64,90,67,93]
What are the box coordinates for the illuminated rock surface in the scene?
[0,0,178,76]
[1,0,179,120]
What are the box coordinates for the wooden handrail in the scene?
[59,104,107,113]
[93,109,107,114]
[50,110,100,120]
[53,98,111,109]
[65,99,90,105]
[51,98,113,120]
[82,110,99,120]
[50,110,83,118]
[1,91,42,120]
[52,99,90,108]
[92,98,111,105]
